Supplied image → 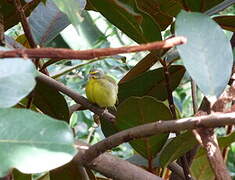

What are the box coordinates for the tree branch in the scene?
[0,36,186,60]
[78,112,235,164]
[13,0,36,49]
[74,141,162,180]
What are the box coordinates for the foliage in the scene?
[0,0,235,179]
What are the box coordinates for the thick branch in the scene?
[36,73,116,123]
[74,141,162,180]
[78,112,235,163]
[0,36,186,60]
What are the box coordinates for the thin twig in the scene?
[160,58,192,180]
[191,78,198,114]
[0,13,4,46]
[37,73,116,123]
[13,0,36,48]
[0,36,187,60]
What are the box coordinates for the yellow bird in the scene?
[85,69,118,108]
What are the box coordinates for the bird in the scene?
[85,69,118,108]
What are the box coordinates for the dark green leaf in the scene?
[50,161,86,180]
[214,15,235,32]
[118,65,185,103]
[0,108,77,177]
[88,0,162,43]
[176,11,233,100]
[12,169,31,180]
[33,78,70,122]
[160,131,198,167]
[184,0,224,12]
[116,96,172,159]
[0,56,37,108]
[127,154,160,168]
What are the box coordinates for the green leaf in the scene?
[213,15,235,32]
[50,161,86,180]
[0,108,77,177]
[184,0,224,12]
[118,65,185,103]
[176,11,233,100]
[159,131,198,167]
[0,56,37,108]
[190,131,235,180]
[12,169,31,180]
[52,0,86,35]
[33,78,70,122]
[127,154,160,168]
[88,0,162,43]
[116,96,172,159]
[29,0,71,45]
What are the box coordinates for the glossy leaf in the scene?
[0,108,77,177]
[116,96,172,159]
[127,154,160,168]
[118,65,185,103]
[33,78,70,122]
[176,11,233,100]
[12,169,31,180]
[214,15,235,32]
[29,0,70,45]
[50,161,86,180]
[0,56,37,108]
[160,131,198,167]
[135,0,181,30]
[184,0,224,12]
[88,0,162,43]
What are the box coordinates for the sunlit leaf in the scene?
[0,108,77,177]
[176,11,233,101]
[0,54,37,108]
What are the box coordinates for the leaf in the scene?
[183,0,224,12]
[0,108,77,177]
[116,96,172,159]
[50,161,86,180]
[127,154,160,168]
[159,131,198,167]
[29,0,70,45]
[119,52,159,84]
[213,15,235,32]
[175,11,233,100]
[33,78,70,122]
[118,65,185,103]
[88,0,162,43]
[12,169,31,180]
[0,56,37,108]
[190,131,235,180]
[52,0,86,35]
[135,0,182,30]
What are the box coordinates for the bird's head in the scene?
[89,69,105,79]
